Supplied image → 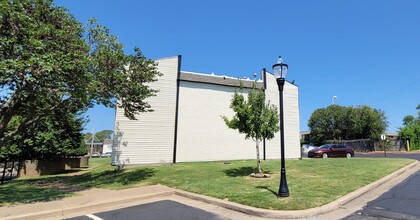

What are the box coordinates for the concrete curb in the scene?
[3,189,175,220]
[175,160,420,219]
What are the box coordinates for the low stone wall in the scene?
[374,140,407,151]
[338,139,407,152]
[339,139,374,152]
[18,157,89,177]
[63,157,89,169]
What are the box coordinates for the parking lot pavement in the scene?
[341,153,420,219]
[59,195,270,220]
[355,152,420,161]
[68,200,224,220]
[314,154,420,220]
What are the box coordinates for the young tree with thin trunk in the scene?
[222,84,279,174]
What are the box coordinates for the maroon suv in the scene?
[307,144,354,158]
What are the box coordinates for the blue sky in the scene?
[55,0,420,134]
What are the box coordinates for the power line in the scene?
[371,76,420,105]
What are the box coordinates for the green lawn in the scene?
[0,157,414,210]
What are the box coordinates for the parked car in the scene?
[307,144,354,159]
[301,144,316,156]
[101,152,112,157]
[91,153,101,158]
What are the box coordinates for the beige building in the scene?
[112,56,300,165]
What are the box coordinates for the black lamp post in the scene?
[272,56,289,198]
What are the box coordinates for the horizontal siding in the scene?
[176,81,260,162]
[283,83,301,158]
[264,72,301,159]
[112,58,300,165]
[113,56,179,165]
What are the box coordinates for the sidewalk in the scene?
[1,161,419,220]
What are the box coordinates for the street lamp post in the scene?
[272,56,289,198]
[332,96,337,105]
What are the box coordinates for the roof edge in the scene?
[180,71,263,89]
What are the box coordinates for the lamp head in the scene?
[272,56,288,80]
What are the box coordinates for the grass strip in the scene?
[0,158,414,210]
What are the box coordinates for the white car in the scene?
[302,144,316,156]
[91,153,100,158]
[101,152,112,157]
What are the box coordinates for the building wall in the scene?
[103,139,113,154]
[176,72,300,162]
[264,72,301,159]
[113,56,180,165]
[112,56,301,165]
[176,81,258,162]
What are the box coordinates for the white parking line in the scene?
[86,214,104,220]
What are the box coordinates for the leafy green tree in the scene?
[222,85,279,174]
[399,105,420,150]
[403,115,416,126]
[0,0,161,148]
[0,107,86,161]
[308,105,349,143]
[84,130,113,142]
[84,133,100,143]
[308,105,387,145]
[352,105,388,139]
[96,130,113,141]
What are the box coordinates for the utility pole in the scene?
[90,128,95,159]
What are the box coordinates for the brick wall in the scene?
[18,157,89,177]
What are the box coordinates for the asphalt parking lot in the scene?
[345,152,420,219]
[355,152,420,161]
[68,200,224,220]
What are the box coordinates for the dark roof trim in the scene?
[180,71,264,89]
[265,71,299,88]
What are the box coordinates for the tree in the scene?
[399,105,420,151]
[308,105,349,143]
[84,130,113,142]
[0,107,87,161]
[0,0,161,147]
[95,130,113,141]
[308,105,387,145]
[222,85,279,174]
[403,115,416,126]
[351,105,388,139]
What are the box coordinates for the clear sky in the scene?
[55,0,420,134]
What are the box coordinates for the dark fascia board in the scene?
[180,71,264,89]
[265,71,299,88]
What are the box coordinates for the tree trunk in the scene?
[256,139,262,173]
[1,161,7,184]
[0,94,22,140]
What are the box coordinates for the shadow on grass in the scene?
[66,167,156,187]
[256,185,278,197]
[224,166,257,177]
[0,180,69,206]
[0,167,156,206]
[57,169,85,175]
